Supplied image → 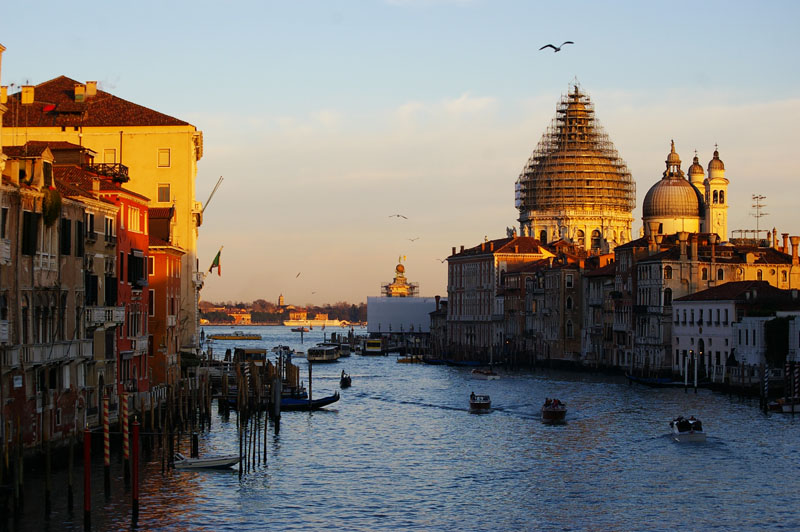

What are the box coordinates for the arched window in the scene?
[713,190,719,204]
[539,230,547,244]
[719,191,725,204]
[664,266,673,279]
[591,229,602,250]
[566,296,573,310]
[717,268,724,281]
[664,288,672,306]
[782,271,788,282]
[566,320,574,339]
[576,229,585,241]
[702,268,708,280]
[757,269,763,281]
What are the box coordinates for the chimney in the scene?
[86,81,97,97]
[782,233,789,254]
[791,236,799,266]
[460,245,464,253]
[709,233,717,264]
[0,86,6,105]
[679,231,688,260]
[435,295,440,311]
[92,177,100,193]
[690,235,698,260]
[514,245,519,253]
[481,242,485,252]
[21,85,34,104]
[452,246,456,256]
[74,83,86,102]
[773,227,778,249]
[490,242,494,252]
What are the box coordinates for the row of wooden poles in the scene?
[0,372,216,530]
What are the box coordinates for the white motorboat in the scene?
[174,452,240,470]
[669,416,706,442]
[469,392,491,412]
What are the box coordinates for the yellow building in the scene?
[1,76,204,354]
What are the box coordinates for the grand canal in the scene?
[7,325,800,531]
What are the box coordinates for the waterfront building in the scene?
[515,84,635,252]
[446,236,553,360]
[672,281,800,382]
[428,296,448,358]
[368,259,436,335]
[148,207,184,388]
[499,259,551,365]
[1,76,205,357]
[582,260,617,368]
[1,142,91,448]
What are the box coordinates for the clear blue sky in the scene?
[3,1,799,305]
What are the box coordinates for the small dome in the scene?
[642,178,703,218]
[688,153,704,177]
[396,264,405,274]
[708,148,725,171]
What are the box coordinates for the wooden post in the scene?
[694,352,698,394]
[103,393,110,497]
[83,426,91,531]
[45,408,51,516]
[68,434,74,511]
[122,392,130,486]
[132,418,140,526]
[308,362,313,409]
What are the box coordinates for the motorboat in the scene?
[471,368,499,380]
[767,397,800,413]
[340,370,352,389]
[670,416,706,442]
[174,452,240,470]
[541,398,567,424]
[208,331,262,341]
[291,327,310,333]
[469,392,491,412]
[307,344,340,362]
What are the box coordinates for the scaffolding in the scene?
[516,84,636,214]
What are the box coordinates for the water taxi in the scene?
[541,398,567,424]
[363,338,384,355]
[208,331,262,341]
[469,392,491,412]
[307,344,340,363]
[670,416,706,442]
[174,452,240,470]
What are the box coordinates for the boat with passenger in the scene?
[208,331,262,341]
[541,398,567,424]
[469,392,491,412]
[291,327,310,333]
[471,367,499,380]
[340,370,352,389]
[670,416,706,442]
[281,391,340,411]
[307,344,340,363]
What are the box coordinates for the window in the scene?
[148,289,155,316]
[22,211,39,256]
[60,218,72,255]
[43,162,53,187]
[566,296,573,310]
[702,268,708,280]
[713,190,719,204]
[782,271,788,282]
[158,184,170,203]
[0,207,7,238]
[128,206,141,232]
[148,256,155,276]
[85,213,95,236]
[719,191,725,204]
[757,270,763,281]
[664,266,672,279]
[718,268,724,281]
[104,216,116,243]
[565,274,573,288]
[158,148,171,167]
[663,288,672,306]
[76,220,84,257]
[104,149,116,164]
[591,229,601,250]
[566,320,574,338]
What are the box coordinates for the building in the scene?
[582,260,617,368]
[446,236,554,360]
[368,259,435,335]
[515,84,635,252]
[2,76,204,357]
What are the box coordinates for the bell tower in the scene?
[705,146,729,241]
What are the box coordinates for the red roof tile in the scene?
[2,76,190,128]
[149,207,174,219]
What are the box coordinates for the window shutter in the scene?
[76,220,85,257]
[60,218,72,255]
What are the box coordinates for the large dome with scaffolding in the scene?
[515,84,636,250]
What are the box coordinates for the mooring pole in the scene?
[103,393,110,497]
[83,426,91,531]
[132,417,140,526]
[122,392,130,487]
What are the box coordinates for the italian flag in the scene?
[209,248,222,276]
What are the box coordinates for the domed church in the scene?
[515,84,636,253]
[642,141,729,240]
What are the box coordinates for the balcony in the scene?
[104,234,117,247]
[20,340,93,365]
[0,320,8,344]
[167,315,177,327]
[84,162,129,183]
[0,238,10,265]
[86,306,125,327]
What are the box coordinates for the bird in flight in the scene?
[408,237,420,242]
[434,258,447,263]
[295,272,301,278]
[539,41,574,52]
[389,214,408,219]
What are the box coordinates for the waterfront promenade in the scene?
[6,326,800,531]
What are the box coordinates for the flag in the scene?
[208,248,222,276]
[43,103,56,112]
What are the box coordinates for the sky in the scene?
[2,1,799,306]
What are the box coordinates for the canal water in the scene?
[6,325,800,531]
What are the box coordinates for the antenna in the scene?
[201,176,224,214]
[750,194,768,238]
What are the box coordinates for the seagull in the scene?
[295,272,301,278]
[434,258,447,263]
[389,214,408,219]
[539,41,574,52]
[408,237,420,242]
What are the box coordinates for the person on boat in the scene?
[544,398,551,406]
[470,391,476,401]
